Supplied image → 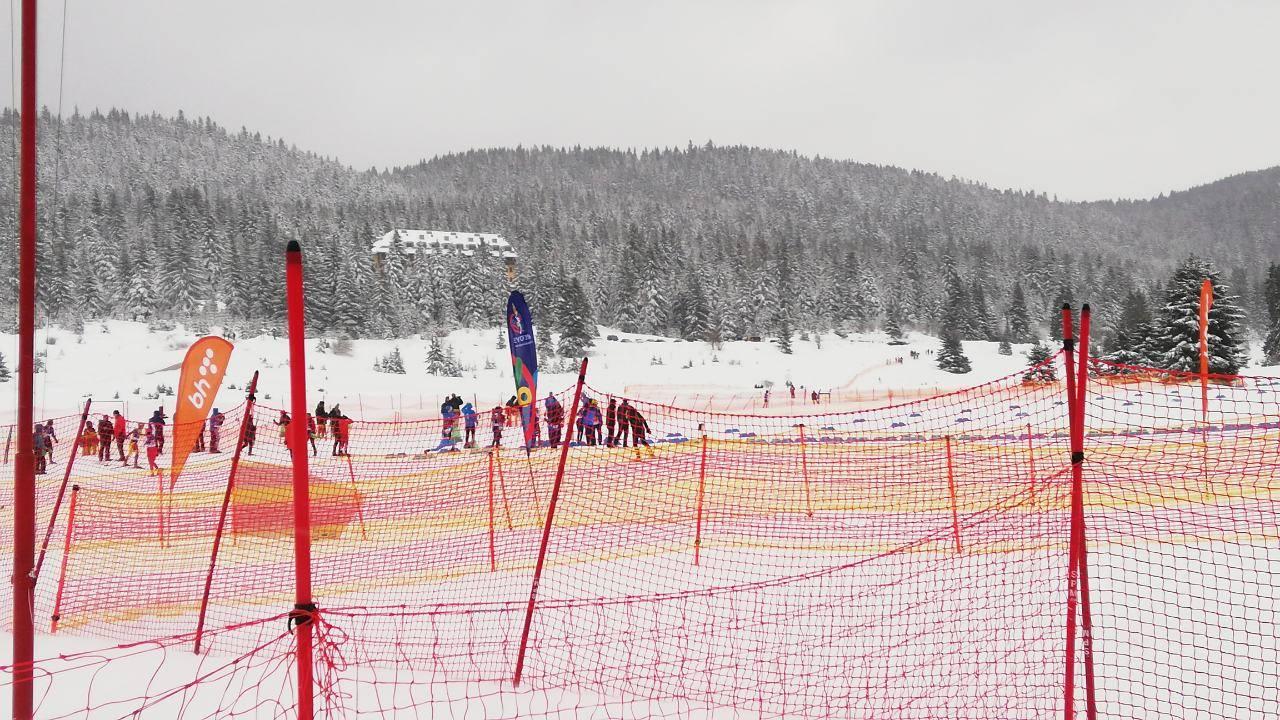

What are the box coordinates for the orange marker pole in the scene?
[945,435,962,554]
[694,430,708,565]
[50,485,80,634]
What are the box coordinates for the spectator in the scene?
[113,410,127,463]
[630,405,654,459]
[97,414,114,462]
[462,403,478,449]
[490,405,505,447]
[315,401,327,438]
[276,411,291,449]
[81,421,98,457]
[615,400,632,448]
[43,419,57,464]
[243,417,257,456]
[545,396,565,448]
[144,424,161,477]
[306,414,318,456]
[33,425,47,475]
[605,398,618,448]
[194,419,206,452]
[208,408,225,453]
[125,424,142,468]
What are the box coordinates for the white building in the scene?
[372,229,517,278]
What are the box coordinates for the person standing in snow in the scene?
[42,419,57,464]
[605,398,618,447]
[276,411,291,450]
[144,423,161,477]
[630,405,654,458]
[97,414,114,462]
[462,403,478,449]
[33,425,47,475]
[545,396,565,449]
[149,409,166,454]
[582,399,603,446]
[126,424,142,468]
[112,410,128,463]
[208,409,225,453]
[306,414,318,456]
[615,400,632,448]
[315,401,327,438]
[194,419,206,452]
[243,417,258,456]
[490,405,505,447]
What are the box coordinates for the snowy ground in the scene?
[0,321,1041,424]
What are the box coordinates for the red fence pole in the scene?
[34,398,91,582]
[13,0,39,714]
[343,453,368,541]
[1062,304,1080,720]
[193,371,259,654]
[1075,304,1099,720]
[49,485,80,633]
[798,423,813,517]
[495,447,513,530]
[513,357,588,687]
[285,241,316,720]
[487,449,497,572]
[1026,422,1037,507]
[694,428,707,565]
[944,435,962,553]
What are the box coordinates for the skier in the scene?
[112,410,128,462]
[763,388,770,408]
[441,401,456,440]
[490,405,505,447]
[789,382,796,400]
[462,403,478,449]
[630,404,655,459]
[545,396,565,449]
[149,409,166,454]
[208,408,225,453]
[32,425,47,475]
[194,419,206,452]
[42,419,57,464]
[243,417,257,456]
[605,398,618,447]
[144,423,161,477]
[81,421,98,457]
[315,401,327,438]
[276,411,291,449]
[334,414,352,456]
[97,414,114,462]
[811,390,819,405]
[582,399,602,446]
[615,400,632,448]
[125,424,142,468]
[307,414,318,456]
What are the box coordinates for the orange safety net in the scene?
[1,352,1276,718]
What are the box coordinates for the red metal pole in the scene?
[285,241,316,719]
[50,486,80,633]
[343,453,367,541]
[1027,422,1037,507]
[34,399,91,582]
[1075,304,1098,720]
[194,372,259,654]
[694,430,707,565]
[798,423,813,517]
[487,448,497,572]
[495,446,513,530]
[13,0,39,714]
[513,357,588,687]
[944,435,962,553]
[1061,304,1080,720]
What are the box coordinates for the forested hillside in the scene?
[1,108,1277,348]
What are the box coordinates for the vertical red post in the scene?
[1075,305,1098,720]
[13,0,39,714]
[944,435,962,553]
[194,372,259,654]
[1026,422,1037,507]
[1061,304,1080,720]
[34,399,92,582]
[487,449,497,572]
[798,423,813,517]
[285,241,315,720]
[694,429,707,565]
[1199,279,1213,480]
[495,447,513,530]
[343,453,368,541]
[513,357,588,687]
[50,485,80,633]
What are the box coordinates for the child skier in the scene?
[490,405,505,447]
[462,403,478,449]
[545,396,565,448]
[126,424,142,468]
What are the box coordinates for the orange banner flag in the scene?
[170,336,235,489]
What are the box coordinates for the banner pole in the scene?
[194,371,259,654]
[513,357,588,687]
[34,398,91,583]
[49,485,80,634]
[13,0,39,713]
[285,241,316,720]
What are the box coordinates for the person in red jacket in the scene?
[490,405,504,447]
[112,410,128,464]
[544,396,565,449]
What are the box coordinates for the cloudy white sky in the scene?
[7,0,1280,200]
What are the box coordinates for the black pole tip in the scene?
[1082,303,1091,312]
[286,240,301,253]
[1061,303,1071,311]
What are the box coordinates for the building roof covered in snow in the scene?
[372,229,517,259]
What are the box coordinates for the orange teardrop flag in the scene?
[170,336,235,489]
[1199,279,1213,422]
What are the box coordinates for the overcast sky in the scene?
[7,0,1280,201]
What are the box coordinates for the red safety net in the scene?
[1,350,1277,718]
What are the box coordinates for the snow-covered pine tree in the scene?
[1145,257,1248,374]
[1263,263,1280,364]
[496,328,507,349]
[1102,289,1153,368]
[936,330,971,373]
[425,336,461,376]
[1023,338,1057,383]
[0,351,10,382]
[557,277,595,357]
[378,347,406,374]
[997,320,1013,356]
[884,312,906,345]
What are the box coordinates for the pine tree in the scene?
[425,336,461,376]
[557,277,595,357]
[496,329,507,349]
[1023,339,1057,383]
[884,312,906,344]
[1263,263,1280,364]
[997,331,1013,356]
[378,347,406,374]
[1145,257,1248,374]
[777,314,794,354]
[0,352,10,382]
[1102,289,1153,368]
[936,330,971,373]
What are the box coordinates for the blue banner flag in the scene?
[506,292,539,449]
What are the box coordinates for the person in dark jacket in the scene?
[276,411,291,450]
[630,404,654,458]
[112,411,128,462]
[194,419,206,452]
[149,409,167,453]
[242,417,257,455]
[307,414,318,456]
[490,406,504,447]
[615,401,632,448]
[605,398,618,447]
[33,425,47,474]
[545,396,565,448]
[97,414,114,462]
[315,401,327,438]
[42,419,58,464]
[209,409,225,453]
[581,400,603,446]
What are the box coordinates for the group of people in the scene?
[439,393,654,457]
[311,401,353,456]
[70,407,168,476]
[763,382,824,407]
